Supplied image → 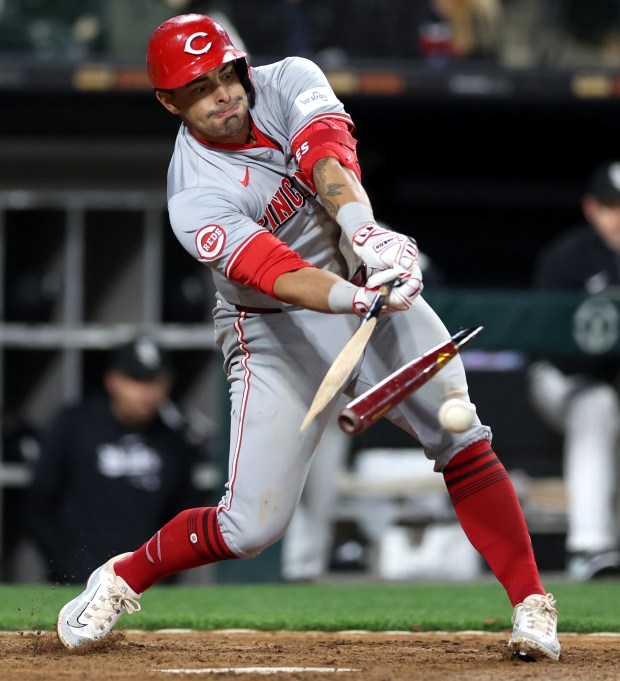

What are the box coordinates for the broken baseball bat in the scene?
[338,326,483,435]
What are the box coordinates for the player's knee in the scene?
[219,516,289,558]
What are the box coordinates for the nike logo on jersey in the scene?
[239,168,250,187]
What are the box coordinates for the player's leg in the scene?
[213,305,355,557]
[57,303,352,648]
[564,384,620,577]
[528,361,620,580]
[354,297,560,660]
[529,362,620,578]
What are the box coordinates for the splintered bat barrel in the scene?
[337,327,483,435]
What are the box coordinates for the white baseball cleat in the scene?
[57,552,141,649]
[508,593,561,661]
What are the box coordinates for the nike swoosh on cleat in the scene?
[66,603,89,629]
[239,167,250,187]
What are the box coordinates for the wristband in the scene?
[336,202,376,241]
[327,280,358,313]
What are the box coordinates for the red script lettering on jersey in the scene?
[256,172,313,232]
[195,224,226,261]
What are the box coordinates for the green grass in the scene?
[1,581,619,633]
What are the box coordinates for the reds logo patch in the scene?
[196,224,226,261]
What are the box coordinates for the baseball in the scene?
[438,398,476,433]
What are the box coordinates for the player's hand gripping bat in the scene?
[337,326,483,435]
[300,280,395,432]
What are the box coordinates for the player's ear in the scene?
[155,90,181,115]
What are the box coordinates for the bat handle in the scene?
[364,278,396,322]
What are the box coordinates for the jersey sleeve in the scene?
[272,57,351,143]
[168,189,312,297]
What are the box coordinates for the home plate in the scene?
[156,667,359,675]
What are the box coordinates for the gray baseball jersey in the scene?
[169,57,358,310]
[167,57,491,556]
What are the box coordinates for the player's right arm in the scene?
[170,189,398,316]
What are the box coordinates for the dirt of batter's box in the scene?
[0,630,617,680]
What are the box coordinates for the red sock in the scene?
[443,440,544,606]
[114,507,236,593]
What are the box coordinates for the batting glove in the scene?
[351,224,419,275]
[329,269,423,318]
[362,266,424,314]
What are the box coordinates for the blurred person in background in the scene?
[26,335,204,584]
[528,160,620,580]
[418,0,503,63]
[281,404,349,582]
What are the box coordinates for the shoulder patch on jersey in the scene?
[195,224,226,261]
[294,87,337,116]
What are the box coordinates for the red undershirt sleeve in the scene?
[225,230,315,298]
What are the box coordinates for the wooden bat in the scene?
[300,280,395,432]
[337,326,483,435]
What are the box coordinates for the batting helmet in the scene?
[147,14,248,90]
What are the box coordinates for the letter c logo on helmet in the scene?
[184,32,213,55]
[147,14,249,90]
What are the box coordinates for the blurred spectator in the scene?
[418,0,503,63]
[26,335,205,584]
[528,160,620,580]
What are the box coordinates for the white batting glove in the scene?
[336,203,419,278]
[329,268,423,319]
[351,224,419,274]
[364,266,424,313]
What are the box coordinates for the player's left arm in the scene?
[309,150,423,311]
[281,58,422,305]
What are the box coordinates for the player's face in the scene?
[156,63,250,144]
[584,196,620,252]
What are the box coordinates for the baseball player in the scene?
[56,14,560,661]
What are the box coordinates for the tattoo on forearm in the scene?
[313,158,346,217]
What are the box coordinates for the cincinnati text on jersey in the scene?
[256,171,314,232]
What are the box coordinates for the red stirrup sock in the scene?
[442,440,545,606]
[114,507,236,593]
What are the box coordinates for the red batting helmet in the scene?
[147,14,248,90]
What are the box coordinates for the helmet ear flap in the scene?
[233,58,254,108]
